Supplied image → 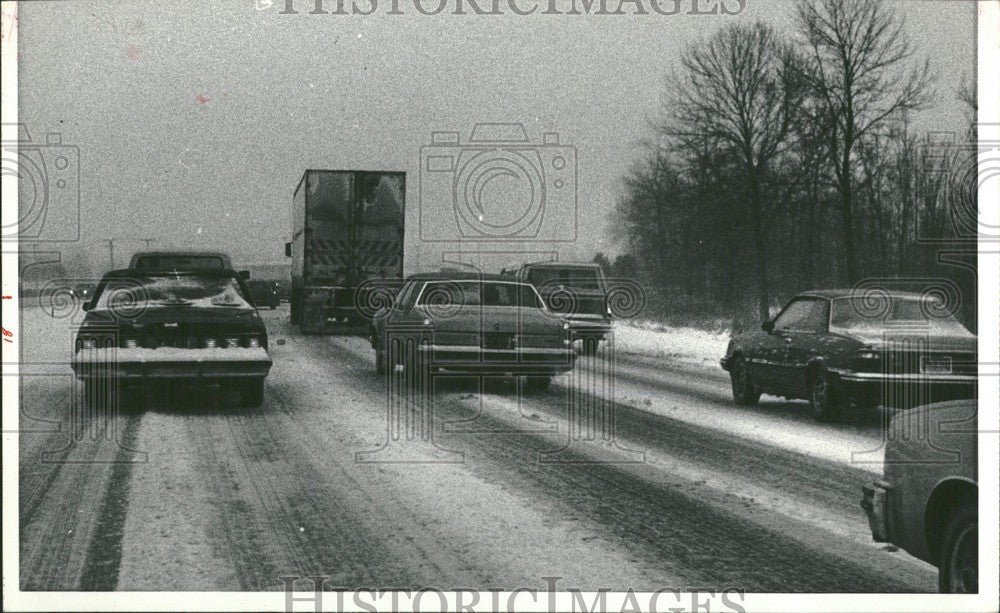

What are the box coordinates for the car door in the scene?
[780,298,831,399]
[759,298,819,395]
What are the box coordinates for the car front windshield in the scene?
[417,281,542,309]
[95,274,251,309]
[830,297,970,333]
[527,267,601,291]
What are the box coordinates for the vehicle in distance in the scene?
[285,169,405,334]
[370,273,575,391]
[247,279,281,309]
[501,261,611,353]
[71,268,272,407]
[720,290,976,421]
[129,250,235,272]
[861,399,977,593]
[69,281,96,303]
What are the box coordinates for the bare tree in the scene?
[797,0,933,283]
[666,22,802,322]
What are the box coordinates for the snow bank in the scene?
[611,320,730,369]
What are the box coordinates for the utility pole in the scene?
[105,239,115,269]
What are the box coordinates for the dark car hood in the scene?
[838,329,977,352]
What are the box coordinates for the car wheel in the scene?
[524,375,552,393]
[939,503,977,593]
[808,369,840,421]
[241,378,265,407]
[730,357,761,405]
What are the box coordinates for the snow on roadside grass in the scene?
[612,320,730,370]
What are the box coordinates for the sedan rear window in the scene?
[417,281,542,309]
[830,297,970,333]
[527,267,602,291]
[95,274,251,309]
[132,255,226,271]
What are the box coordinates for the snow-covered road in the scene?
[17,306,936,592]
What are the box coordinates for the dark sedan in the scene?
[72,269,272,407]
[720,290,976,420]
[247,279,281,309]
[370,273,575,392]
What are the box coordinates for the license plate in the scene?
[920,356,952,374]
[483,333,515,350]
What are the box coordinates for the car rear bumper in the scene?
[416,344,575,374]
[72,347,272,380]
[833,371,977,407]
[567,317,613,337]
[860,480,893,543]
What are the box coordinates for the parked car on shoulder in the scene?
[720,290,976,421]
[861,399,977,593]
[501,261,611,354]
[369,273,575,392]
[72,268,272,407]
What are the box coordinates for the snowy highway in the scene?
[17,305,937,592]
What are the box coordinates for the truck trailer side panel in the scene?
[290,170,405,334]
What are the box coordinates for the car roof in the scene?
[406,272,528,283]
[520,261,600,269]
[101,268,242,279]
[795,289,928,300]
[130,250,230,258]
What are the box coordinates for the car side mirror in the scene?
[239,270,251,280]
[762,320,774,333]
[284,242,292,258]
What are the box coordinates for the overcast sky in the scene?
[16,0,976,273]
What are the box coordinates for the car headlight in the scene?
[79,338,97,350]
[123,338,138,349]
[204,338,218,349]
[223,337,241,348]
[247,336,262,348]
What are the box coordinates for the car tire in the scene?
[808,368,840,421]
[524,375,552,393]
[729,357,761,405]
[241,378,265,407]
[938,503,978,593]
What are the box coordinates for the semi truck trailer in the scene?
[286,169,405,334]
